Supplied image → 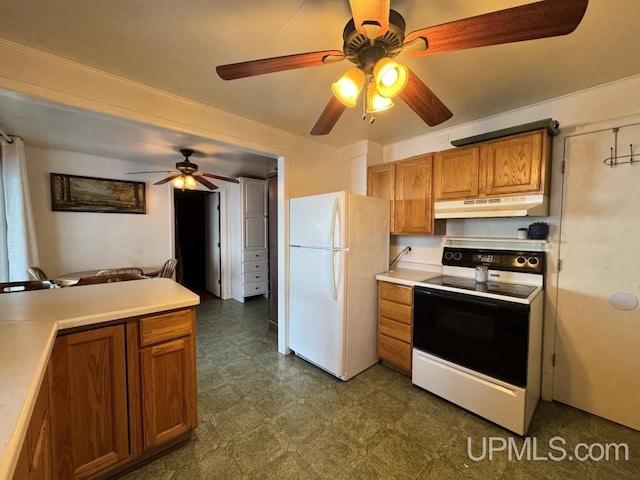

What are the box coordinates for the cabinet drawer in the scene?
[379,282,413,306]
[379,317,412,343]
[242,250,268,262]
[243,281,268,296]
[139,309,193,347]
[378,334,412,372]
[379,299,412,324]
[243,271,268,284]
[242,260,268,273]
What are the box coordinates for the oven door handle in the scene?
[415,287,529,312]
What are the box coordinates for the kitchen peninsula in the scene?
[0,278,199,479]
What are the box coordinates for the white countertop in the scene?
[376,266,443,287]
[0,278,199,480]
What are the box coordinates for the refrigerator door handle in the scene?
[329,197,341,301]
[330,249,338,301]
[330,197,339,250]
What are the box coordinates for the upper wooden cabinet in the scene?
[367,163,396,232]
[367,154,443,235]
[434,129,551,201]
[433,145,481,200]
[394,154,435,235]
[481,129,547,196]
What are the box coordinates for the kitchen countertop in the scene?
[376,266,443,287]
[0,278,200,480]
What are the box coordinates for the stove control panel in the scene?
[442,247,545,274]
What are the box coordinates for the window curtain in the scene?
[0,138,40,281]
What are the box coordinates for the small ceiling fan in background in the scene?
[216,0,588,135]
[126,148,240,190]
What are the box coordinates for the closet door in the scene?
[553,122,640,430]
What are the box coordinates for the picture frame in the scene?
[50,173,146,214]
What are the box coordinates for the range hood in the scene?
[434,194,548,219]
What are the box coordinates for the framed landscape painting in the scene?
[50,173,146,214]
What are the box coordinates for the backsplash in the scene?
[390,216,550,270]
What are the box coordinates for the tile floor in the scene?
[122,296,639,479]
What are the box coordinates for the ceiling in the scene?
[0,0,639,170]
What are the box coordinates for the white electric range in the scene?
[412,246,545,435]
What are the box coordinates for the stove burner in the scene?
[423,275,538,299]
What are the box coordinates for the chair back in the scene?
[74,273,146,286]
[27,266,49,281]
[96,267,144,276]
[159,259,178,278]
[0,280,57,294]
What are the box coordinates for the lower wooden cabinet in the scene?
[45,307,197,480]
[377,281,414,372]
[49,324,131,479]
[13,366,53,480]
[138,309,197,450]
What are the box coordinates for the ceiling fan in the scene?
[126,148,240,190]
[216,0,588,136]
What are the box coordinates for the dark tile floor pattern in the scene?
[122,297,639,479]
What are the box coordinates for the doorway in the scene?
[174,189,221,298]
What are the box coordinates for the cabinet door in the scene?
[242,179,267,216]
[481,130,545,196]
[433,146,480,200]
[140,336,197,449]
[49,325,130,479]
[367,163,395,232]
[12,365,52,480]
[394,154,434,234]
[244,217,268,250]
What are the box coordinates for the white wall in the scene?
[25,146,173,277]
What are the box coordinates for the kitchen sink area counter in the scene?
[376,266,443,287]
[0,278,199,480]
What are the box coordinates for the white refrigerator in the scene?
[289,191,389,380]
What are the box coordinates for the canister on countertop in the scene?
[475,265,489,283]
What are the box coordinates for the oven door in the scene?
[413,286,530,387]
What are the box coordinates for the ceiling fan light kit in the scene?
[373,57,408,98]
[215,0,589,136]
[125,148,240,190]
[365,79,394,114]
[173,175,199,190]
[331,67,366,107]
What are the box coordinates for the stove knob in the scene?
[444,251,454,260]
[528,257,539,266]
[515,256,526,265]
[453,252,463,261]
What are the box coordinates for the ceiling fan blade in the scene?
[196,172,240,184]
[348,0,390,38]
[193,175,218,190]
[404,0,588,56]
[125,170,174,174]
[216,50,345,80]
[154,174,181,185]
[398,69,453,127]
[310,96,348,136]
